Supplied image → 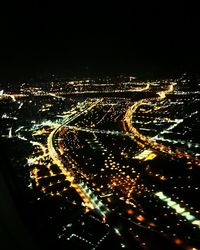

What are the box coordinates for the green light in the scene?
[155,191,199,228]
[192,220,200,227]
[167,201,176,206]
[164,197,171,202]
[173,204,185,213]
[155,191,166,200]
[181,212,195,221]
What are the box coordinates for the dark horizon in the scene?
[0,2,200,82]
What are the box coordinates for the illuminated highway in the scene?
[47,99,110,220]
[123,82,200,167]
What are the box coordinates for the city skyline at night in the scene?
[0,73,200,249]
[0,2,200,250]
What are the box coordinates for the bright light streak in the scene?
[155,191,200,228]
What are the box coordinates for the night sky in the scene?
[0,1,200,81]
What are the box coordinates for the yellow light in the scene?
[144,153,157,161]
[137,215,145,222]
